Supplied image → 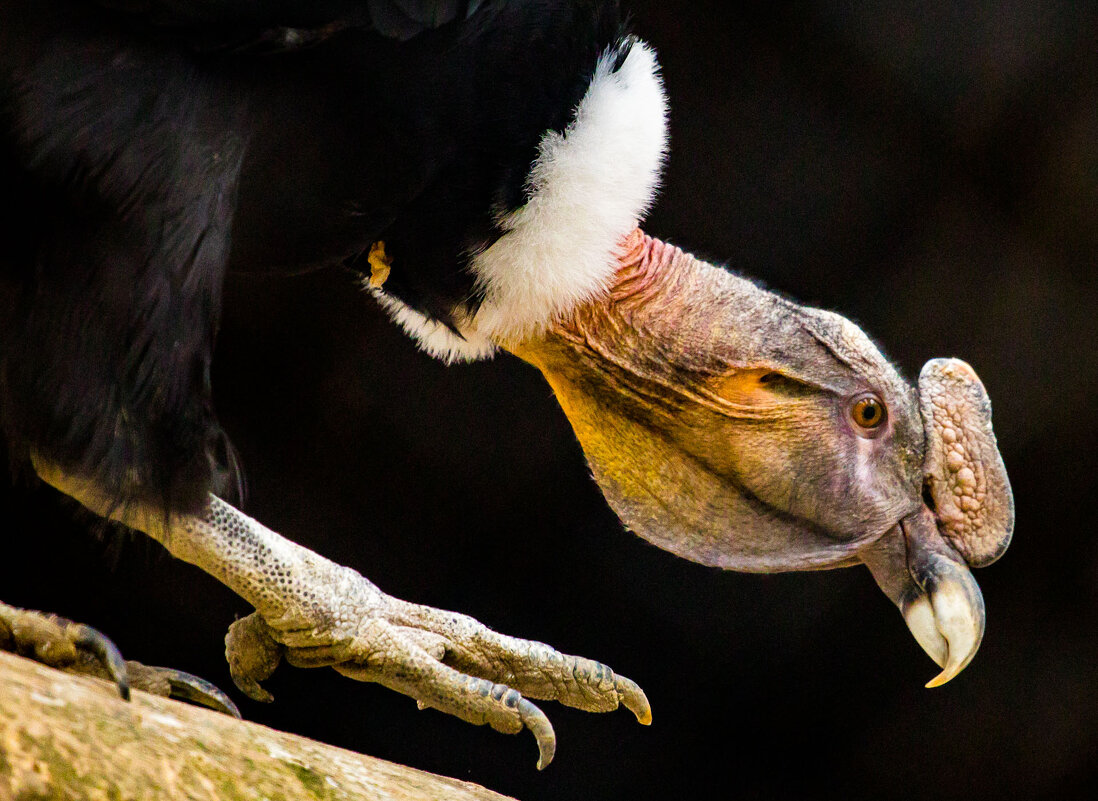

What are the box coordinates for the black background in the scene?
[3,1,1097,798]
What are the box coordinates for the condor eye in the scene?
[850,394,887,432]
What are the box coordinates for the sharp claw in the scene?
[155,668,242,717]
[517,697,556,770]
[480,679,556,769]
[70,623,130,701]
[617,674,652,725]
[229,669,275,703]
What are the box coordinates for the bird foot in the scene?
[0,600,239,717]
[22,474,646,769]
[224,568,651,770]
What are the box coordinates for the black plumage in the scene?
[0,0,624,516]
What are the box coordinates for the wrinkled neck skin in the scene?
[512,230,760,426]
[506,229,908,572]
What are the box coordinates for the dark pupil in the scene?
[860,402,879,423]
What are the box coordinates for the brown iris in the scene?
[851,395,886,430]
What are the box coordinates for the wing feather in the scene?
[92,1,488,48]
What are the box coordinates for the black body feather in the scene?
[0,0,624,516]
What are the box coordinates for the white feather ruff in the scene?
[371,290,496,362]
[374,38,669,364]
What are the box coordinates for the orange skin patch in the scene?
[367,241,391,288]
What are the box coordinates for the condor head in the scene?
[509,232,1013,686]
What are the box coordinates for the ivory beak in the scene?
[862,507,986,686]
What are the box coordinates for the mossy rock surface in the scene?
[0,650,515,801]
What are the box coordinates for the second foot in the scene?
[0,601,238,717]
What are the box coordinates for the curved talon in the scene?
[615,673,652,725]
[517,696,556,770]
[70,623,130,701]
[461,675,556,769]
[158,668,242,718]
[230,670,275,703]
[479,679,555,770]
[535,651,651,722]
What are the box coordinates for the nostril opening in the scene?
[922,481,937,513]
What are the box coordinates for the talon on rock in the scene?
[0,603,129,700]
[1,602,238,715]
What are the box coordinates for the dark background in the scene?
[3,1,1097,798]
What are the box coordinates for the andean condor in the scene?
[0,0,1013,769]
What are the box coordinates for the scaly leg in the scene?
[34,461,650,769]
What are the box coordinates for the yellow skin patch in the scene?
[509,339,681,509]
[367,241,392,288]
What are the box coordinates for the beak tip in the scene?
[924,670,954,689]
[900,566,985,687]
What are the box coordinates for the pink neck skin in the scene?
[604,228,687,308]
[507,228,695,365]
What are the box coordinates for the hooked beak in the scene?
[861,506,986,687]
